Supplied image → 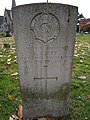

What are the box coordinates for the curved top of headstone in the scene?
[13,3,78,44]
[13,3,78,9]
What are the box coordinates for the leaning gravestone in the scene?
[13,3,78,119]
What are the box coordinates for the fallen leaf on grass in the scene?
[78,76,86,79]
[8,94,14,101]
[18,105,23,119]
[87,95,90,99]
[0,55,3,57]
[73,65,75,68]
[0,42,3,48]
[8,55,11,57]
[86,65,88,67]
[7,58,12,62]
[11,47,16,51]
[7,62,11,65]
[84,117,88,120]
[14,56,17,59]
[9,116,13,120]
[11,72,18,76]
[9,105,23,120]
[7,59,12,65]
[80,60,83,63]
[13,59,17,63]
[9,115,18,120]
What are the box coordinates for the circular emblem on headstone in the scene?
[30,13,60,43]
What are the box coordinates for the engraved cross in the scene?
[34,64,58,97]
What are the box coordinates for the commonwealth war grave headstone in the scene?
[13,3,78,119]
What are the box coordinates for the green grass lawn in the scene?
[0,34,90,120]
[0,32,6,37]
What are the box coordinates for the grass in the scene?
[0,32,6,37]
[0,37,21,120]
[0,34,90,120]
[69,34,90,120]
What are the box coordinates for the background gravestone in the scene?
[13,3,78,119]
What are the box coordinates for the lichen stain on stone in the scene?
[21,83,70,101]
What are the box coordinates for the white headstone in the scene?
[13,3,78,119]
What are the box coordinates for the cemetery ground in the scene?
[0,34,90,120]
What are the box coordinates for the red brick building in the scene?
[79,18,90,32]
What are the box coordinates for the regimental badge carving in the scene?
[30,13,60,43]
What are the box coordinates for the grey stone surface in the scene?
[12,0,16,8]
[0,0,15,34]
[0,16,4,32]
[3,9,12,34]
[13,3,78,119]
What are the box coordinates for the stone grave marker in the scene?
[13,3,78,119]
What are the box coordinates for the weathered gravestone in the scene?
[13,3,78,119]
